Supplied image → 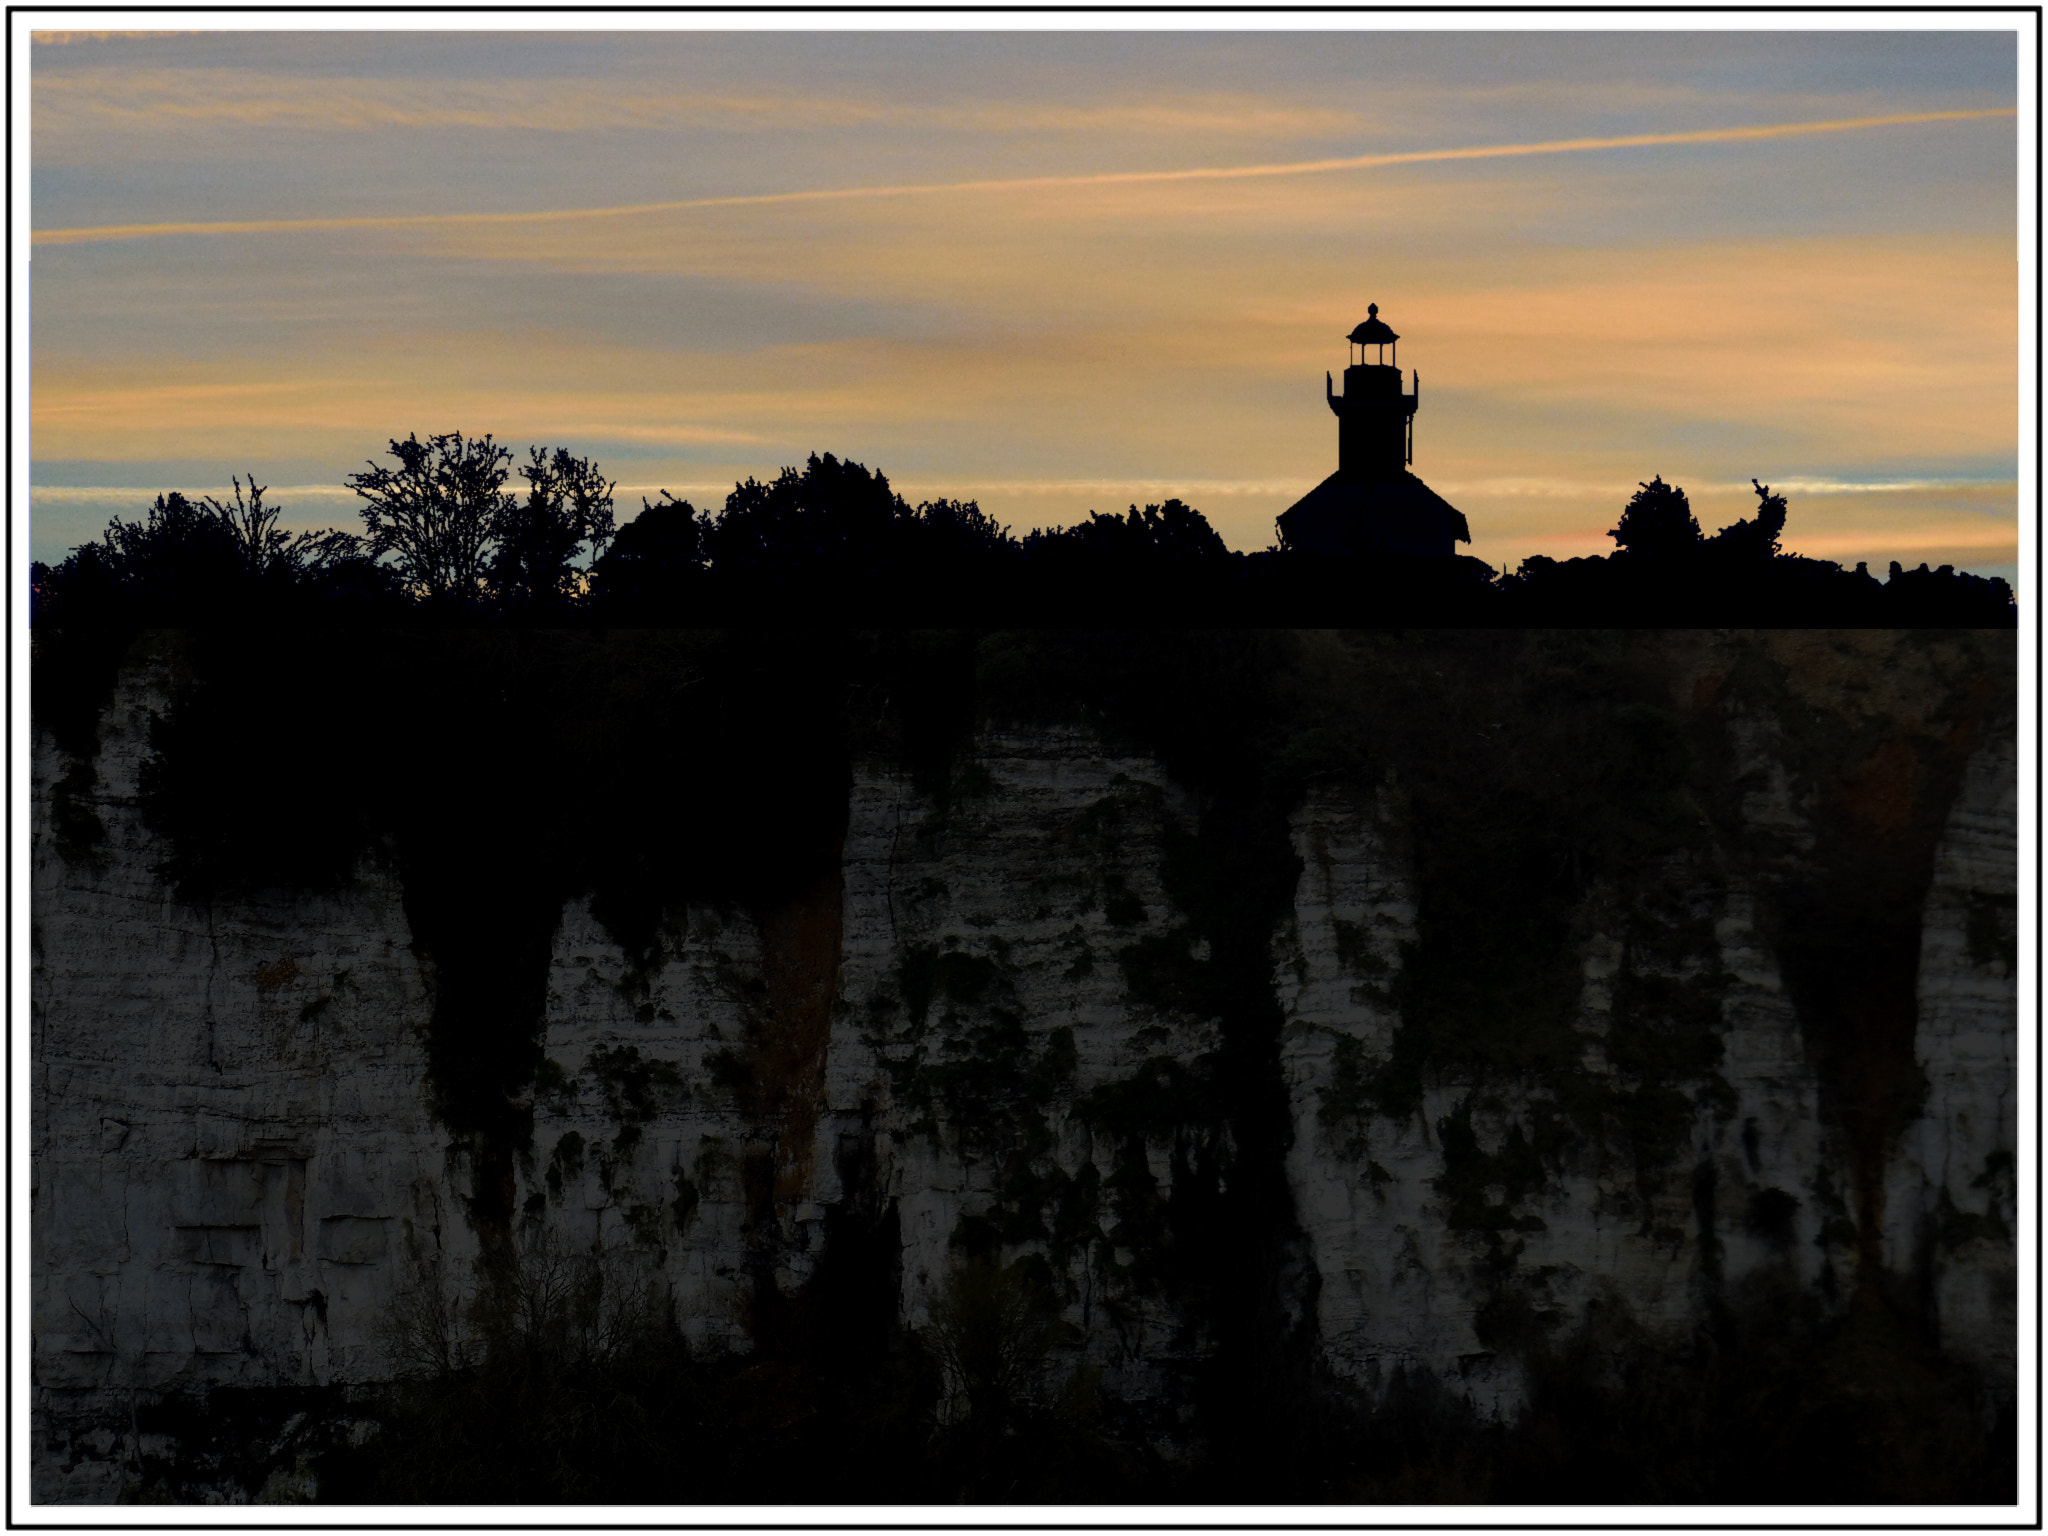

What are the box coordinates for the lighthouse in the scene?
[1276,305,1471,557]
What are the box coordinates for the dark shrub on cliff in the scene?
[709,452,910,587]
[586,493,712,622]
[673,454,1023,621]
[30,442,2015,627]
[1500,478,2013,626]
[33,478,405,635]
[1608,475,1702,556]
[1018,499,1240,619]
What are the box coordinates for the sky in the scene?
[22,20,2027,583]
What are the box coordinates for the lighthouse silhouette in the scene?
[1275,305,1471,557]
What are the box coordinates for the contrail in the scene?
[33,107,2015,247]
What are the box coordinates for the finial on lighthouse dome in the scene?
[1348,305,1399,347]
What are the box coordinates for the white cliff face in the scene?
[519,729,1217,1406]
[1276,674,2019,1426]
[33,664,2018,1500]
[509,895,762,1360]
[833,729,1217,1407]
[1887,721,2018,1390]
[1277,792,1836,1420]
[32,655,468,1502]
[1278,785,1457,1398]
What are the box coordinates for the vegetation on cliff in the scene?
[30,447,2016,631]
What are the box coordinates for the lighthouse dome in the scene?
[1347,304,1399,346]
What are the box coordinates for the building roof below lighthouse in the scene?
[1277,471,1470,557]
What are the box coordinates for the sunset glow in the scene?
[24,19,2027,584]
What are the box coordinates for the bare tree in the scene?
[346,432,516,604]
[926,1257,1067,1433]
[200,475,361,578]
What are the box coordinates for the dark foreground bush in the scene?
[122,1267,2008,1504]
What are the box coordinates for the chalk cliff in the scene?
[31,630,2016,1502]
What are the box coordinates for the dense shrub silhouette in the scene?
[1017,499,1239,618]
[1023,498,1228,570]
[1712,479,1788,563]
[586,492,712,622]
[703,453,1022,616]
[29,483,397,828]
[711,451,906,584]
[31,484,389,629]
[1608,474,1702,555]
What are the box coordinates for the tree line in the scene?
[29,433,2016,626]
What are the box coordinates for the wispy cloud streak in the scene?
[33,71,1366,139]
[34,108,2014,247]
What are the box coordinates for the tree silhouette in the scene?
[1029,499,1229,567]
[708,452,909,583]
[1009,499,1237,619]
[1608,476,1701,556]
[30,491,239,627]
[30,437,2013,630]
[587,493,711,622]
[489,446,617,614]
[346,432,517,606]
[199,475,363,580]
[1707,479,1788,562]
[899,496,1015,575]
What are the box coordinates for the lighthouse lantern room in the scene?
[1327,303,1419,477]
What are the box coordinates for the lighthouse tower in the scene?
[1276,305,1470,557]
[1333,305,1417,477]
